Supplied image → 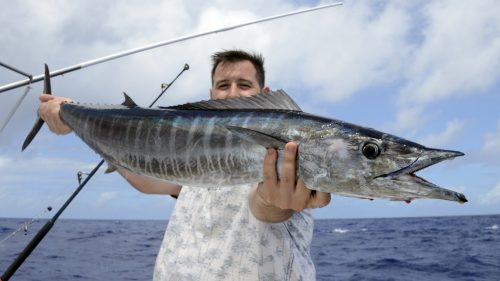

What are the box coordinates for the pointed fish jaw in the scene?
[384,148,467,203]
[393,149,464,176]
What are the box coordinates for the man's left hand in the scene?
[249,142,331,222]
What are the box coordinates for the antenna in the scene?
[0,2,342,94]
[0,62,33,135]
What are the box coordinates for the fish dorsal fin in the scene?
[122,92,138,108]
[162,89,302,111]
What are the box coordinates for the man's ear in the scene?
[262,86,270,93]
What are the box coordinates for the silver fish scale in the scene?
[60,105,309,187]
[59,97,467,203]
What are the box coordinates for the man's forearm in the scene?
[118,168,181,195]
[248,183,294,223]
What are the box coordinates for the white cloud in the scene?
[0,153,98,188]
[418,119,466,147]
[0,156,13,169]
[398,0,500,106]
[481,120,500,156]
[265,1,414,102]
[97,191,118,205]
[4,0,496,122]
[479,182,500,205]
[385,105,425,134]
[1,0,499,219]
[0,155,90,174]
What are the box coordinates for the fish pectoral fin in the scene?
[104,162,118,174]
[121,92,138,108]
[226,126,287,149]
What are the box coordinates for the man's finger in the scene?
[39,94,55,102]
[280,142,298,188]
[291,180,311,211]
[262,148,278,186]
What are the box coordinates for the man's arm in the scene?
[248,142,331,223]
[118,168,181,195]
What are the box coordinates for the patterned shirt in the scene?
[153,184,315,281]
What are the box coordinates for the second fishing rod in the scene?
[1,63,189,281]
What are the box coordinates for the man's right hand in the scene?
[38,94,74,135]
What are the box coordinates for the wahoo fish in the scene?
[54,89,466,204]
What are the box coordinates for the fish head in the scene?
[299,125,466,203]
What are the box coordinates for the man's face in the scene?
[210,60,264,100]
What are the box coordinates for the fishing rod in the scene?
[1,4,344,278]
[0,63,189,281]
[0,2,342,94]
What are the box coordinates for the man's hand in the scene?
[38,94,74,135]
[249,142,331,223]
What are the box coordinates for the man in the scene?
[38,50,331,280]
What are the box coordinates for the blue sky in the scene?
[0,0,499,220]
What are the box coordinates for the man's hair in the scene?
[211,50,265,89]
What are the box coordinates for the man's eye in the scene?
[217,84,228,89]
[239,84,251,89]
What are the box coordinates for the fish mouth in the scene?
[375,149,467,203]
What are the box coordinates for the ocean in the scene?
[0,215,498,280]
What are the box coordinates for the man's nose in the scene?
[227,84,240,98]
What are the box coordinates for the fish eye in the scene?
[362,142,380,159]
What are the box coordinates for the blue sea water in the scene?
[0,215,499,280]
